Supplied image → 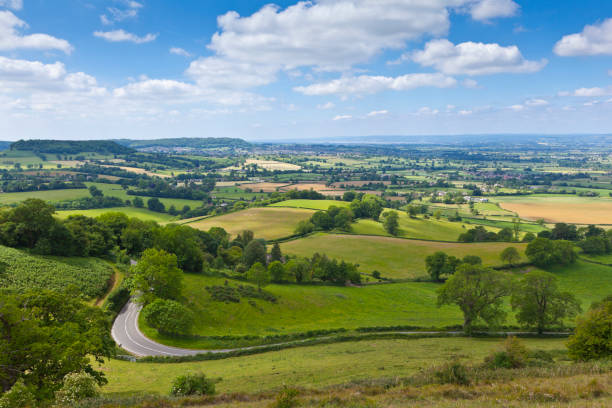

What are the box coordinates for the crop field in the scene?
[55,207,174,222]
[279,183,344,196]
[141,274,461,342]
[0,245,114,299]
[102,337,566,395]
[495,195,612,224]
[100,164,171,178]
[212,186,269,200]
[269,199,350,210]
[281,233,527,279]
[187,207,315,240]
[245,158,301,171]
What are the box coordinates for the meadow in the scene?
[186,207,315,240]
[269,199,350,210]
[55,207,174,222]
[102,337,567,395]
[280,233,526,279]
[494,195,612,224]
[0,188,91,205]
[0,245,114,299]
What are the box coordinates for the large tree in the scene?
[567,296,612,361]
[247,262,270,290]
[153,224,204,273]
[437,264,513,334]
[383,211,400,236]
[131,248,183,305]
[243,239,266,267]
[142,299,194,335]
[511,271,581,334]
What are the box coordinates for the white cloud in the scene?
[525,98,549,106]
[186,57,277,89]
[573,87,612,97]
[415,107,439,115]
[412,39,547,75]
[509,104,524,111]
[170,47,192,57]
[333,114,352,120]
[609,69,612,76]
[94,29,157,44]
[317,101,335,110]
[0,11,73,54]
[101,1,143,25]
[458,109,473,115]
[0,0,22,10]
[554,18,612,56]
[367,110,388,117]
[462,78,479,88]
[470,0,519,21]
[294,73,457,96]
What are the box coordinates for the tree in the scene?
[243,239,266,267]
[132,196,144,208]
[142,299,194,335]
[147,197,165,213]
[311,211,334,230]
[0,199,56,248]
[295,220,314,236]
[437,264,513,334]
[247,262,270,290]
[462,255,482,265]
[88,185,103,197]
[497,227,514,242]
[383,211,400,236]
[511,271,581,334]
[131,248,183,305]
[525,237,555,267]
[500,247,521,266]
[567,297,612,361]
[425,252,458,282]
[552,240,577,265]
[153,224,204,273]
[0,290,113,402]
[268,261,285,282]
[270,242,282,263]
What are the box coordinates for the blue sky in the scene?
[1,0,612,141]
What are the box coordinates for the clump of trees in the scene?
[525,237,577,267]
[458,226,515,243]
[425,252,482,282]
[382,210,400,236]
[307,206,354,232]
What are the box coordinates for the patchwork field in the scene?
[281,233,526,279]
[245,158,301,171]
[186,207,315,240]
[270,199,350,210]
[55,207,174,222]
[496,195,612,224]
[102,337,566,395]
[0,245,114,299]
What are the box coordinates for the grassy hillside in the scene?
[55,207,174,222]
[103,337,566,395]
[0,188,91,205]
[0,245,114,299]
[281,234,527,279]
[186,207,315,240]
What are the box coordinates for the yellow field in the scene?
[498,196,612,224]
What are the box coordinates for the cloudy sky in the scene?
[1,0,611,140]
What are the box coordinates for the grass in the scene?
[101,337,567,396]
[187,207,315,240]
[55,207,174,222]
[269,199,350,210]
[281,233,527,279]
[0,245,114,299]
[85,182,204,209]
[0,188,91,205]
[212,186,268,201]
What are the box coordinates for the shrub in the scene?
[142,299,194,335]
[567,298,612,361]
[169,373,216,396]
[272,386,301,408]
[433,362,471,385]
[0,380,36,408]
[54,372,100,406]
[484,337,528,369]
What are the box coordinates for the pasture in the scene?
[186,207,315,240]
[102,337,566,395]
[55,207,174,222]
[0,245,114,299]
[495,195,612,224]
[269,199,350,210]
[0,188,90,205]
[281,233,527,279]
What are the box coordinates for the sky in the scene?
[0,0,612,141]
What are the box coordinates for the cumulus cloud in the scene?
[0,11,73,53]
[572,87,612,97]
[554,18,612,56]
[333,114,352,120]
[0,0,22,10]
[186,57,277,89]
[367,110,388,117]
[412,39,547,75]
[101,0,143,25]
[294,73,457,96]
[170,47,192,57]
[317,101,335,109]
[94,29,157,44]
[469,0,519,21]
[525,98,549,106]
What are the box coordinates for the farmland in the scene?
[495,195,612,224]
[270,199,350,210]
[185,207,315,239]
[281,233,526,279]
[55,207,174,222]
[0,245,114,299]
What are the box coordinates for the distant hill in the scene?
[115,137,251,150]
[0,141,11,151]
[10,139,134,155]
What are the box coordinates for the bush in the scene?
[484,337,528,369]
[433,362,471,385]
[169,373,216,396]
[105,287,131,314]
[0,380,36,408]
[142,299,194,335]
[567,298,612,361]
[272,386,301,408]
[54,372,100,406]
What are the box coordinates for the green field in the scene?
[0,245,114,299]
[281,233,526,279]
[545,260,612,307]
[102,337,566,395]
[269,199,350,210]
[85,182,204,209]
[186,207,315,240]
[55,207,174,222]
[212,186,268,200]
[0,188,91,205]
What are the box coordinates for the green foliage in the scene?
[294,220,315,236]
[433,362,471,385]
[153,224,204,273]
[169,373,216,396]
[526,238,577,268]
[54,372,100,406]
[500,246,521,266]
[131,248,183,305]
[484,337,529,369]
[382,210,400,236]
[243,240,266,267]
[272,386,301,408]
[567,297,612,361]
[268,261,286,283]
[0,380,35,408]
[247,262,270,290]
[0,245,113,299]
[350,194,384,221]
[270,242,283,263]
[10,139,133,154]
[425,252,459,282]
[511,270,581,334]
[437,264,513,334]
[147,197,165,213]
[142,299,194,335]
